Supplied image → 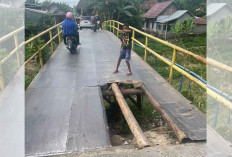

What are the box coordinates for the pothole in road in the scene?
[100,81,177,148]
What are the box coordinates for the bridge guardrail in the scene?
[0,26,24,90]
[24,22,63,66]
[104,20,232,111]
[0,22,63,91]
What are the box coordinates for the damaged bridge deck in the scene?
[25,30,206,156]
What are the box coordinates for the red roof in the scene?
[143,0,174,19]
[141,0,158,10]
[193,18,206,25]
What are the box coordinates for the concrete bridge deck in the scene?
[25,30,206,156]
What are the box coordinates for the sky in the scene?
[38,0,80,7]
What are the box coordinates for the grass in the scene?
[133,35,207,113]
[104,95,165,135]
[208,97,232,143]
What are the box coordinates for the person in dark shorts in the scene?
[113,24,132,75]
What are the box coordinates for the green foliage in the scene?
[26,0,39,4]
[82,0,143,29]
[25,15,55,41]
[183,19,196,34]
[170,22,184,39]
[134,35,206,113]
[175,0,206,17]
[170,19,197,39]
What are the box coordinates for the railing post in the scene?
[57,26,61,44]
[14,33,21,68]
[0,64,5,90]
[49,30,54,53]
[169,49,177,84]
[110,21,111,32]
[144,36,148,61]
[113,21,115,34]
[131,29,135,50]
[117,22,119,37]
[37,45,43,67]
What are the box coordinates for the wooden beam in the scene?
[141,85,187,142]
[126,95,142,111]
[102,89,143,97]
[111,83,151,148]
[137,94,142,111]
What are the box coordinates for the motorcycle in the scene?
[97,21,101,30]
[66,36,78,54]
[92,22,97,32]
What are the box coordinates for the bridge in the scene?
[1,21,232,156]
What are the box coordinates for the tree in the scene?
[182,19,196,37]
[175,0,206,17]
[170,22,184,40]
[26,0,39,4]
[81,0,143,29]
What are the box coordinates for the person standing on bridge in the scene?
[113,24,132,75]
[62,12,80,45]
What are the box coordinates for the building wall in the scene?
[176,13,193,24]
[193,25,206,34]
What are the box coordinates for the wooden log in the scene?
[111,83,151,148]
[102,88,143,96]
[126,95,142,111]
[141,85,187,142]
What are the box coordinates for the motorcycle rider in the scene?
[62,12,80,45]
[90,13,97,30]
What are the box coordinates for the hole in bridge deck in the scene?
[100,82,178,147]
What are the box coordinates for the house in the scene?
[193,18,206,34]
[46,3,66,23]
[143,0,180,32]
[25,8,48,24]
[140,0,158,12]
[156,10,194,39]
[207,3,232,24]
[76,0,93,16]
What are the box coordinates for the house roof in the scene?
[25,8,48,14]
[143,0,174,19]
[193,18,206,25]
[157,10,192,23]
[141,0,158,10]
[207,3,232,16]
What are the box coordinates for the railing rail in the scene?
[0,26,25,90]
[24,22,63,65]
[0,22,63,91]
[104,20,232,111]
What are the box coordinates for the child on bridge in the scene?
[113,24,132,75]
